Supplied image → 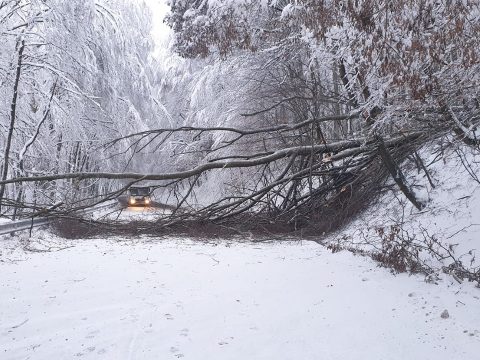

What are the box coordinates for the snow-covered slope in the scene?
[332,142,480,272]
[1,237,479,360]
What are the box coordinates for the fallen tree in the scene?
[0,121,430,237]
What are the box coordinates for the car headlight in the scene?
[129,198,136,205]
[145,198,150,205]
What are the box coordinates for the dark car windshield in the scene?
[130,187,150,196]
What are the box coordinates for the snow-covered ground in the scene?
[334,143,480,269]
[1,143,479,360]
[1,236,479,360]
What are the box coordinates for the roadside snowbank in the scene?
[1,236,479,360]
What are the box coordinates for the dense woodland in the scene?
[0,0,162,217]
[0,0,479,235]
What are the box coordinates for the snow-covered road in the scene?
[93,204,171,223]
[1,237,479,360]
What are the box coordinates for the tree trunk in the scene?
[0,39,25,214]
[377,137,424,211]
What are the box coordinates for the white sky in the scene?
[144,0,171,55]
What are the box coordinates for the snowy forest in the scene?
[1,1,480,359]
[1,0,478,227]
[0,0,479,265]
[0,0,162,213]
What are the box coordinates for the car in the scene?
[128,186,152,206]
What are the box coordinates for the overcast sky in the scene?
[144,0,171,56]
